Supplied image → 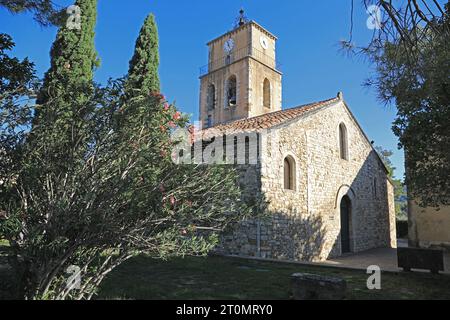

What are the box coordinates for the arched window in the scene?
[225,55,231,65]
[339,123,348,160]
[373,177,378,198]
[284,156,296,190]
[226,75,237,107]
[207,84,216,111]
[263,78,271,109]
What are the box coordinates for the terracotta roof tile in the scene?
[202,97,339,137]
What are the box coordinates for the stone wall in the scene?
[199,22,282,127]
[220,100,396,261]
[199,59,251,125]
[409,202,450,252]
[248,54,282,117]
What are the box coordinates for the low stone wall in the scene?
[220,213,328,262]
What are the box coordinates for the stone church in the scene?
[197,16,397,261]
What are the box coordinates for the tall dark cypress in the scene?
[124,14,160,98]
[31,0,98,164]
[37,0,98,106]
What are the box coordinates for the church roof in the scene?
[199,94,391,176]
[202,96,340,135]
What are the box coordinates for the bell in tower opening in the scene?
[226,75,237,107]
[199,10,282,128]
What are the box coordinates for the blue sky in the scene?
[1,0,405,179]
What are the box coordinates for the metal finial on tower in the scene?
[236,8,248,28]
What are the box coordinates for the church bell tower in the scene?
[199,10,282,128]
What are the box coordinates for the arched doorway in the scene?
[340,195,352,254]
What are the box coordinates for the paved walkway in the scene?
[324,240,450,274]
[227,240,450,275]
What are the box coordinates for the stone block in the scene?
[291,273,347,300]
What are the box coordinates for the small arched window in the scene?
[207,84,216,111]
[225,55,231,65]
[226,75,237,107]
[373,177,378,198]
[263,78,271,109]
[284,156,296,190]
[339,123,349,160]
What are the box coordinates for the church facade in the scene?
[198,18,396,261]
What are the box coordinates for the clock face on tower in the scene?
[224,38,235,53]
[260,36,269,50]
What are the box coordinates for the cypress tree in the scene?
[124,14,160,99]
[32,0,98,163]
[36,0,98,107]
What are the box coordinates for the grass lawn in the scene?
[98,254,450,300]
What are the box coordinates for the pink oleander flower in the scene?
[163,103,170,111]
[173,111,182,121]
[168,121,177,128]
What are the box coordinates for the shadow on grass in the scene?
[97,255,450,300]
